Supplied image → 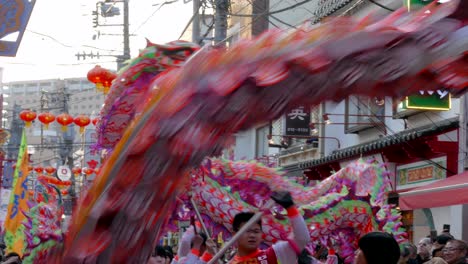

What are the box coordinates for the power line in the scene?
[350,97,457,175]
[229,0,315,17]
[26,30,121,52]
[367,0,395,12]
[132,1,179,35]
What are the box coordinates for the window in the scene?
[345,96,385,133]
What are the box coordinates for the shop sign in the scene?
[402,90,451,111]
[396,157,447,190]
[284,106,310,136]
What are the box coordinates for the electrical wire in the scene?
[132,1,179,35]
[229,0,315,17]
[26,30,121,53]
[367,0,395,12]
[350,97,457,175]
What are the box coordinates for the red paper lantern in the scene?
[19,110,37,128]
[38,112,56,130]
[45,166,56,175]
[83,167,94,176]
[87,65,116,94]
[34,166,44,173]
[61,189,69,195]
[73,114,91,134]
[102,71,117,94]
[72,167,82,176]
[56,113,73,131]
[92,118,100,126]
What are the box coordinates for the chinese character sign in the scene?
[4,129,29,256]
[284,106,310,136]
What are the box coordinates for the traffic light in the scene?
[100,3,120,17]
[92,11,99,28]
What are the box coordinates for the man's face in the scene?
[443,241,467,264]
[237,222,262,251]
[417,239,431,255]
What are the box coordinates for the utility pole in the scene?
[192,0,201,43]
[58,83,76,208]
[214,0,229,47]
[119,0,131,70]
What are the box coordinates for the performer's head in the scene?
[355,232,400,264]
[233,212,263,252]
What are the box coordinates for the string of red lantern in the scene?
[20,166,98,176]
[18,113,100,130]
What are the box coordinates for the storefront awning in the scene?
[399,171,468,210]
[298,117,459,169]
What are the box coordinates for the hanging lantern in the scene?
[73,114,91,134]
[102,71,117,94]
[61,189,69,196]
[94,166,101,176]
[87,159,98,169]
[45,166,56,175]
[87,65,116,94]
[19,110,37,128]
[56,113,73,131]
[92,118,100,126]
[34,166,44,173]
[72,167,82,176]
[38,112,56,130]
[83,167,94,176]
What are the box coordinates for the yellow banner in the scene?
[4,129,29,256]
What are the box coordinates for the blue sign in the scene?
[0,0,36,57]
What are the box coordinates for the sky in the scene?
[0,0,193,83]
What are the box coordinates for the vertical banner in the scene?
[284,106,311,136]
[4,129,29,256]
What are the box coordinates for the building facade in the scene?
[2,78,104,168]
[231,0,468,243]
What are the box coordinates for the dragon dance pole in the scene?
[190,197,211,237]
[191,197,224,263]
[207,200,276,264]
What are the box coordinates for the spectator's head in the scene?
[3,252,22,264]
[417,237,432,258]
[298,249,312,264]
[432,234,454,258]
[399,243,412,264]
[163,245,173,262]
[355,232,400,264]
[149,246,167,264]
[407,243,418,259]
[233,212,263,252]
[443,240,467,264]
